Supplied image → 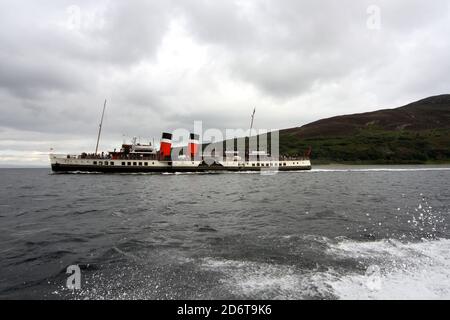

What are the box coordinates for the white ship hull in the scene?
[50,154,312,173]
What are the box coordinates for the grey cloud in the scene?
[180,0,450,98]
[0,0,449,166]
[0,51,92,99]
[93,0,173,65]
[0,0,173,100]
[176,0,257,48]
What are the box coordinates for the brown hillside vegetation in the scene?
[283,94,450,139]
[279,94,450,163]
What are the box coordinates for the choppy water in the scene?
[0,165,449,300]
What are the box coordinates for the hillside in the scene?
[279,94,450,164]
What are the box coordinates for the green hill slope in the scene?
[279,95,450,164]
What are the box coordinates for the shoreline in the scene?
[1,163,450,169]
[311,160,450,165]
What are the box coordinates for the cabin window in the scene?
[252,163,255,167]
[266,164,269,167]
[122,162,126,166]
[127,162,131,166]
[104,162,108,165]
[152,162,155,165]
[283,163,287,166]
[133,162,137,166]
[93,161,97,165]
[139,162,142,166]
[257,163,260,167]
[110,162,114,166]
[144,162,148,166]
[99,161,103,165]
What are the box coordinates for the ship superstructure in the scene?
[49,101,312,173]
[50,132,311,173]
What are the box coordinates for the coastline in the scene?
[311,159,450,165]
[1,162,450,169]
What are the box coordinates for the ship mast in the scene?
[249,107,256,137]
[95,99,107,155]
[245,107,256,161]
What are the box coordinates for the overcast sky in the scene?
[1,0,449,166]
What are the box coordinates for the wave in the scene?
[325,238,450,299]
[52,237,450,300]
[200,237,450,300]
[200,258,322,299]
